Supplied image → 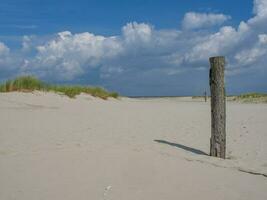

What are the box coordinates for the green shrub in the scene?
[2,76,45,92]
[238,93,267,99]
[234,93,267,103]
[51,86,84,98]
[0,75,119,99]
[0,84,6,92]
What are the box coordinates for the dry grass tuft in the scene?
[0,76,119,99]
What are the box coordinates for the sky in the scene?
[0,0,266,96]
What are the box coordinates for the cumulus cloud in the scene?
[253,0,267,16]
[122,22,152,44]
[22,35,34,52]
[0,42,9,56]
[0,41,23,80]
[182,12,231,30]
[23,31,123,80]
[234,34,267,68]
[258,33,267,44]
[0,42,10,69]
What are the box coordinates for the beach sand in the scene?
[0,92,267,200]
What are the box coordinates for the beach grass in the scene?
[0,76,119,99]
[233,93,267,103]
[191,93,267,103]
[237,93,267,99]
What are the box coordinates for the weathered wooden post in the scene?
[209,56,226,159]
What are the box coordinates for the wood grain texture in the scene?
[209,56,226,159]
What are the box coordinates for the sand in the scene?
[0,92,267,200]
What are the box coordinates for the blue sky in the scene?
[0,0,266,96]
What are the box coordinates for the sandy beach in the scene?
[0,92,267,200]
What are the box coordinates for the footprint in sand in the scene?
[76,143,81,147]
[103,185,112,200]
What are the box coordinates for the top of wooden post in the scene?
[209,56,225,63]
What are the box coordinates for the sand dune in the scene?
[0,92,267,200]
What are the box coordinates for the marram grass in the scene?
[191,93,267,103]
[237,93,267,99]
[233,93,267,103]
[0,76,119,99]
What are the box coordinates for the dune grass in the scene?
[233,93,267,103]
[0,76,119,99]
[237,93,267,99]
[191,93,267,103]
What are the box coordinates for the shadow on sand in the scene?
[154,139,208,156]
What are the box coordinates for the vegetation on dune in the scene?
[0,76,119,99]
[237,93,267,99]
[0,76,46,92]
[192,96,206,99]
[48,85,119,99]
[233,93,267,103]
[191,93,267,103]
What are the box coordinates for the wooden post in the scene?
[209,56,226,159]
[204,91,207,102]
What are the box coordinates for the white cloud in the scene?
[182,12,231,30]
[258,34,267,44]
[0,42,10,69]
[22,35,34,52]
[0,41,23,80]
[253,0,267,17]
[234,34,267,67]
[122,22,152,44]
[0,42,9,56]
[25,31,123,80]
[185,26,238,63]
[248,0,267,29]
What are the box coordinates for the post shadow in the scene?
[154,139,208,156]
